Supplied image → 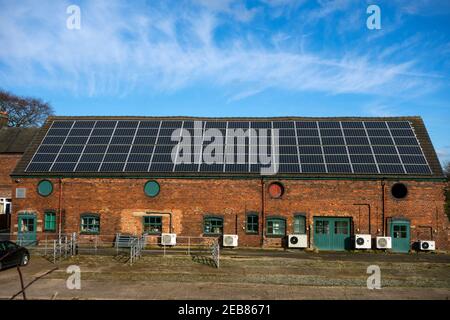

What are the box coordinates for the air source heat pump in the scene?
[288,234,308,248]
[419,240,435,251]
[223,234,238,247]
[376,236,392,249]
[354,234,371,249]
[161,233,176,246]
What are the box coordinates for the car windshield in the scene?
[0,242,6,251]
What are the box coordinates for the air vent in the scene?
[16,188,26,199]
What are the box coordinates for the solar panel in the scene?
[24,119,433,175]
[124,162,148,172]
[73,120,95,128]
[76,162,101,172]
[302,164,327,173]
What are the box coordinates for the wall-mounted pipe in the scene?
[260,177,265,247]
[417,225,433,240]
[58,178,63,238]
[353,203,371,234]
[381,180,386,236]
[145,212,173,233]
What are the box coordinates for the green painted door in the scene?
[390,220,410,253]
[313,217,351,251]
[18,214,37,246]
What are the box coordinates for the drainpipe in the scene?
[381,180,386,236]
[260,177,265,247]
[353,204,371,234]
[58,178,63,238]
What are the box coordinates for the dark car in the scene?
[0,241,30,270]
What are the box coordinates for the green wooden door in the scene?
[314,217,351,251]
[390,220,410,253]
[18,214,37,246]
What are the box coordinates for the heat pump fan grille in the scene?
[163,235,172,244]
[224,237,234,246]
[378,238,387,247]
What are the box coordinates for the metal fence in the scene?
[1,233,220,267]
[211,238,220,268]
[52,233,77,263]
[0,233,76,262]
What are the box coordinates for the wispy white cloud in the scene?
[436,146,450,165]
[305,0,354,22]
[393,0,450,16]
[0,0,445,100]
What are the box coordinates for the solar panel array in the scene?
[25,120,432,175]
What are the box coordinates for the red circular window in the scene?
[268,182,284,198]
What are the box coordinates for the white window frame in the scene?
[0,198,12,215]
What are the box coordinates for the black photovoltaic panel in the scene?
[25,120,432,175]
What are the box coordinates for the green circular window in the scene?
[37,180,53,197]
[144,180,160,197]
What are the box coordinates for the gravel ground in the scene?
[0,251,449,300]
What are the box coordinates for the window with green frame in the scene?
[80,214,100,234]
[266,217,286,237]
[44,211,56,232]
[293,215,306,234]
[143,216,162,234]
[315,220,329,234]
[203,216,223,235]
[334,221,349,235]
[246,213,259,234]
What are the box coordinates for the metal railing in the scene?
[52,233,77,263]
[129,234,146,265]
[211,238,220,268]
[0,233,75,262]
[1,233,220,267]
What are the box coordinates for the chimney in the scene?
[0,111,8,128]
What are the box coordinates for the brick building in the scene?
[0,112,38,230]
[9,116,449,252]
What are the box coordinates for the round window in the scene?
[268,182,284,198]
[391,183,408,199]
[37,180,53,197]
[144,180,160,197]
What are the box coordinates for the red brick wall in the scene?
[0,154,21,198]
[10,177,450,250]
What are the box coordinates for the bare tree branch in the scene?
[444,162,450,178]
[0,89,54,127]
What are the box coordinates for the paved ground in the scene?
[0,250,449,300]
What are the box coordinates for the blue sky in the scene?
[0,0,449,164]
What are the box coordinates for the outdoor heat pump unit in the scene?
[223,234,238,247]
[161,233,177,246]
[354,234,372,249]
[288,234,308,248]
[419,240,435,251]
[376,236,392,249]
